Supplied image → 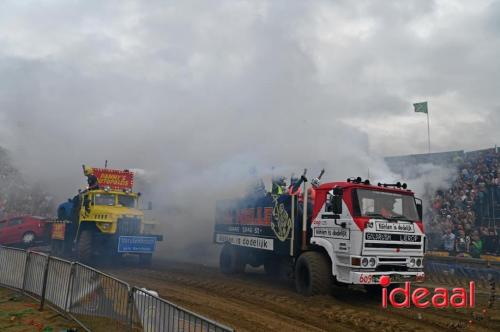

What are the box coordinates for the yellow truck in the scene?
[51,167,162,265]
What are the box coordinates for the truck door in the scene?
[311,190,351,254]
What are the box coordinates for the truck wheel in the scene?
[220,244,245,274]
[51,240,62,256]
[295,251,332,296]
[139,254,153,267]
[77,230,93,263]
[21,232,36,247]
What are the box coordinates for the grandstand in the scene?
[385,146,499,256]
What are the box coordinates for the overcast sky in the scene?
[0,0,499,199]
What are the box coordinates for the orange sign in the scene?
[51,223,66,240]
[93,168,134,190]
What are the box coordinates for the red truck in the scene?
[0,216,51,247]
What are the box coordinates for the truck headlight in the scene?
[416,258,422,267]
[409,258,416,267]
[100,222,112,230]
[369,257,376,267]
[361,257,369,267]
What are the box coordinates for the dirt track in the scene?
[105,261,500,332]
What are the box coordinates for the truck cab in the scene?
[310,180,425,286]
[79,189,143,235]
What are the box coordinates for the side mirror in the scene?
[416,199,423,220]
[329,187,343,215]
[331,196,343,215]
[147,201,153,211]
[333,187,343,196]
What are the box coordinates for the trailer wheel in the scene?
[295,251,332,296]
[77,230,93,263]
[220,244,245,274]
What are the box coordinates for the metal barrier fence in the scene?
[131,287,230,332]
[0,246,234,332]
[424,258,499,309]
[425,259,500,288]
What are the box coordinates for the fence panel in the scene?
[45,256,73,311]
[0,246,234,332]
[23,251,49,297]
[131,287,234,332]
[0,246,28,289]
[68,263,130,332]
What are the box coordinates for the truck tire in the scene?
[51,240,62,256]
[139,254,153,267]
[220,244,245,274]
[77,230,92,263]
[294,251,332,296]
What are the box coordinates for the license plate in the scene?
[372,274,416,283]
[117,236,156,253]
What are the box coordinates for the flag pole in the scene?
[426,111,431,153]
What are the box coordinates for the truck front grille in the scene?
[365,243,421,249]
[117,217,141,236]
[376,265,409,272]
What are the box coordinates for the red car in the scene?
[0,216,51,247]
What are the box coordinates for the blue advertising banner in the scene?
[118,236,156,253]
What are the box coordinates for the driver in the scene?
[380,198,395,218]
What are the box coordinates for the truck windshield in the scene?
[118,195,136,208]
[94,194,116,206]
[354,189,419,221]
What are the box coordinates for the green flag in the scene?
[413,101,428,114]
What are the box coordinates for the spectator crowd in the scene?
[426,148,500,257]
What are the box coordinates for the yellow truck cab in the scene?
[80,189,143,234]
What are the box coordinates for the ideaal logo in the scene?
[380,276,475,308]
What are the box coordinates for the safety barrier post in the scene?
[39,254,51,311]
[488,273,496,309]
[21,251,31,293]
[127,287,134,332]
[64,262,75,312]
[67,263,76,314]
